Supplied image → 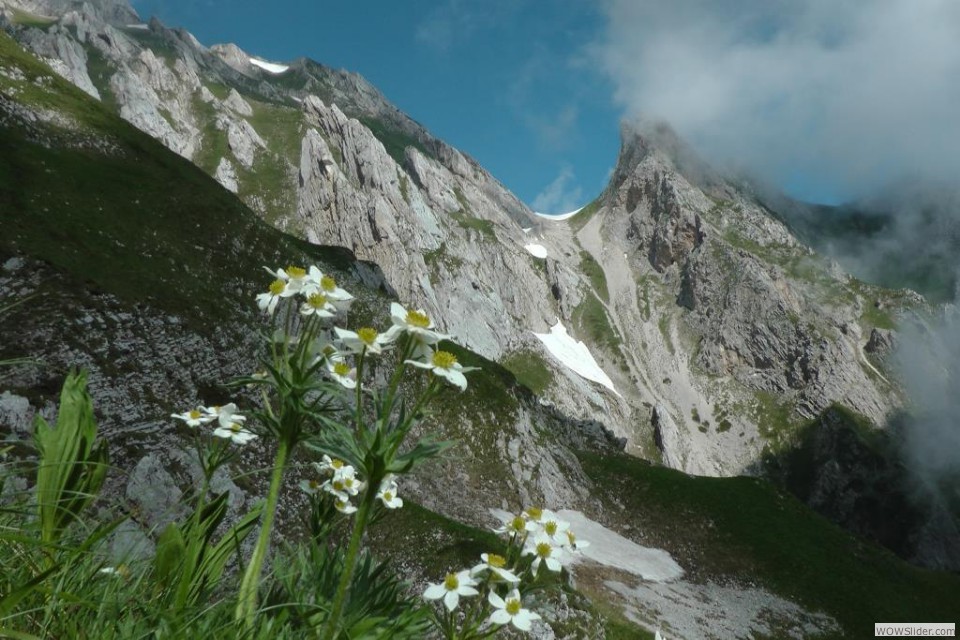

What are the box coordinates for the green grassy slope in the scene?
[579,451,960,638]
[0,32,363,326]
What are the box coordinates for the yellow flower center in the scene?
[336,499,349,510]
[510,516,526,532]
[432,350,457,369]
[269,279,286,295]
[567,531,576,544]
[357,327,378,345]
[229,422,242,433]
[486,553,506,568]
[545,521,558,536]
[333,362,351,376]
[321,275,337,292]
[307,293,328,309]
[443,573,459,590]
[188,409,202,420]
[308,479,319,490]
[525,507,543,521]
[331,459,344,469]
[536,542,552,558]
[286,266,306,279]
[506,599,521,616]
[344,478,355,488]
[405,309,431,328]
[333,480,345,491]
[383,491,393,501]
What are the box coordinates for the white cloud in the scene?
[593,0,960,198]
[532,166,584,214]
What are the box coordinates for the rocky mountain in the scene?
[2,2,959,637]
[1,0,913,483]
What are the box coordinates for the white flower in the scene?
[523,534,564,573]
[405,348,470,390]
[299,477,324,495]
[334,498,357,514]
[203,403,247,430]
[423,569,479,612]
[212,421,258,445]
[470,553,520,583]
[326,357,357,389]
[256,276,298,314]
[656,631,665,640]
[305,268,354,308]
[384,302,450,344]
[322,465,363,501]
[170,408,213,427]
[494,512,538,536]
[488,588,541,632]
[536,510,570,543]
[376,476,403,509]
[315,454,348,476]
[335,326,393,355]
[300,291,336,318]
[563,529,590,553]
[263,265,309,294]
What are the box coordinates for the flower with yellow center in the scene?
[384,302,450,344]
[488,589,541,631]
[212,420,258,445]
[170,408,213,427]
[301,266,354,305]
[299,478,323,495]
[314,454,349,477]
[470,552,520,583]
[300,292,336,318]
[422,569,479,612]
[535,509,570,543]
[202,403,247,430]
[494,512,538,536]
[334,326,392,355]
[256,278,294,315]
[563,529,590,552]
[523,533,564,573]
[405,347,475,390]
[376,475,403,509]
[326,357,357,389]
[334,498,357,515]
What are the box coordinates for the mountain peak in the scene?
[611,118,728,197]
[1,0,139,25]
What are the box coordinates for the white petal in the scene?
[390,302,407,325]
[458,586,478,597]
[405,360,434,370]
[443,590,459,612]
[489,610,511,625]
[512,611,534,631]
[436,367,468,390]
[423,583,446,600]
[488,590,505,608]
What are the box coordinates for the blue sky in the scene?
[131,1,960,208]
[132,0,620,213]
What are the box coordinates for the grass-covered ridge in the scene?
[578,450,960,639]
[0,31,357,325]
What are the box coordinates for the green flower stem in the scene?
[322,486,376,640]
[235,438,290,629]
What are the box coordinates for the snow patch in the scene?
[524,243,548,259]
[534,206,583,221]
[488,509,682,583]
[534,321,618,395]
[249,58,289,74]
[125,24,149,30]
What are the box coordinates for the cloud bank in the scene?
[594,0,960,200]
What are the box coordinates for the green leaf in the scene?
[154,523,186,589]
